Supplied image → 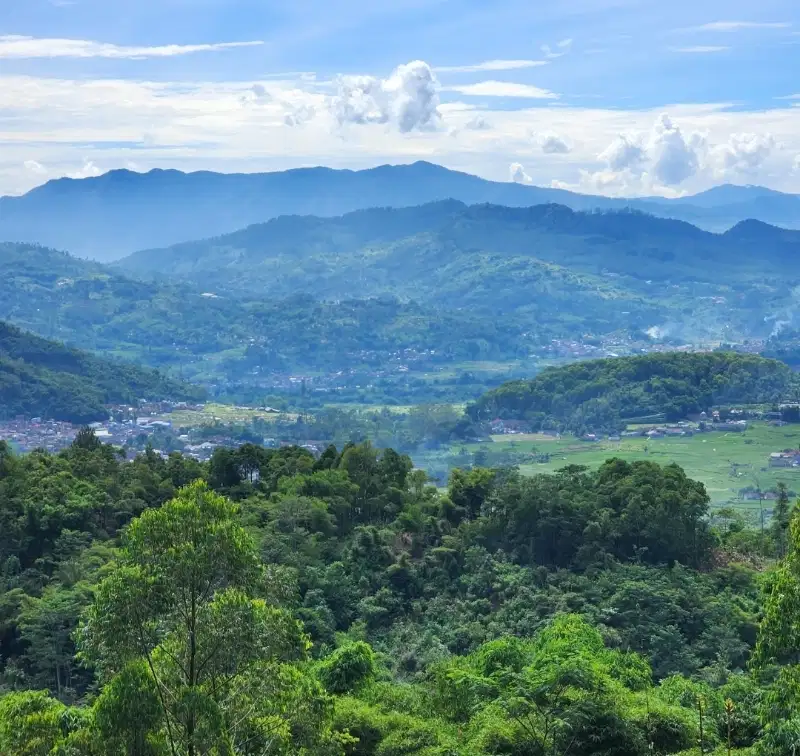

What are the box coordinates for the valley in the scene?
[3,164,800,756]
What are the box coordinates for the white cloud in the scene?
[682,21,791,32]
[240,84,271,106]
[535,132,571,154]
[465,116,492,131]
[0,35,264,59]
[599,133,647,172]
[23,160,47,175]
[435,60,548,73]
[284,104,316,127]
[573,114,704,194]
[1,68,799,198]
[448,81,558,99]
[70,160,102,179]
[710,133,776,176]
[669,46,730,53]
[333,60,441,132]
[794,154,800,173]
[647,114,703,185]
[510,162,533,184]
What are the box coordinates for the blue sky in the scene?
[1,0,799,195]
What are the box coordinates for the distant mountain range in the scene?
[2,162,799,261]
[0,320,203,424]
[2,198,799,393]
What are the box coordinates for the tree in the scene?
[78,480,317,756]
[0,690,83,756]
[753,510,800,755]
[18,583,91,700]
[769,483,792,559]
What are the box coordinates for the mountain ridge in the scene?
[3,161,799,261]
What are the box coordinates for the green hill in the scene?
[118,202,800,344]
[0,321,204,424]
[468,351,800,434]
[0,244,543,382]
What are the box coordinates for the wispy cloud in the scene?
[0,35,264,59]
[669,46,730,53]
[681,21,791,33]
[541,38,573,59]
[436,59,548,73]
[447,81,559,99]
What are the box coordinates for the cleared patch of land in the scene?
[163,403,298,426]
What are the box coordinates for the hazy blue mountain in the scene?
[119,200,800,293]
[2,162,799,261]
[664,184,795,208]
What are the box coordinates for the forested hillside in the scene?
[118,202,800,344]
[469,352,799,434]
[0,243,547,376]
[3,162,799,260]
[0,322,202,423]
[2,433,797,754]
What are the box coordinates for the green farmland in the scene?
[420,422,800,513]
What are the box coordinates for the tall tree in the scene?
[78,480,320,755]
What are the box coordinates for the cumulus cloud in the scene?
[447,81,558,99]
[593,114,702,186]
[0,35,264,59]
[535,132,571,154]
[599,133,647,172]
[436,59,547,73]
[24,160,47,175]
[647,114,703,185]
[710,133,776,176]
[510,162,533,184]
[332,60,441,132]
[69,161,102,179]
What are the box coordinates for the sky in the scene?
[1,0,800,197]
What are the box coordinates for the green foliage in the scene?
[319,643,377,694]
[0,434,784,754]
[470,351,797,434]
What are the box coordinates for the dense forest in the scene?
[0,322,202,423]
[468,352,799,435]
[1,431,799,753]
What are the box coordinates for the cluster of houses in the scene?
[769,450,800,469]
[0,418,78,452]
[488,419,533,435]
